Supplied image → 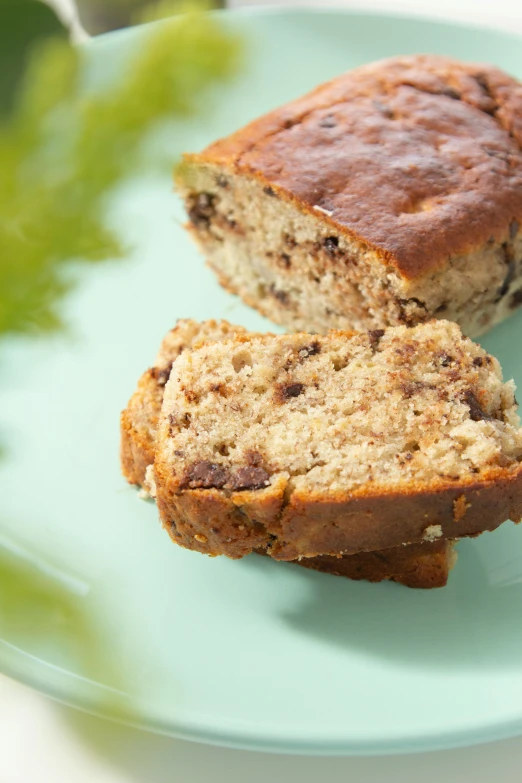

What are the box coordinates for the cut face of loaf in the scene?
[120,318,456,588]
[176,54,522,337]
[154,319,522,560]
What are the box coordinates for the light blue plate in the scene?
[1,8,522,756]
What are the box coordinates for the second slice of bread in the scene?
[121,319,248,486]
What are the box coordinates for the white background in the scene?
[2,1,522,781]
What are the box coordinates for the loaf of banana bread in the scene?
[153,319,522,560]
[176,55,522,337]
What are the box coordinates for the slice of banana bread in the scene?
[121,319,248,486]
[121,319,456,587]
[176,54,522,337]
[154,320,522,560]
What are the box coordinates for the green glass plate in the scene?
[1,7,522,756]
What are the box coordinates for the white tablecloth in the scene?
[2,2,522,781]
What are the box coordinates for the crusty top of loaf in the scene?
[184,55,522,279]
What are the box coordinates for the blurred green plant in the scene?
[0,0,241,337]
[0,0,241,711]
[0,539,136,721]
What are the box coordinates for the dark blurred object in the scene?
[0,0,66,115]
[76,0,226,35]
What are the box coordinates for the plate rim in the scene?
[83,4,522,52]
[5,637,522,756]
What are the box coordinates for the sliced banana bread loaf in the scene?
[176,55,522,337]
[154,320,522,560]
[121,319,457,587]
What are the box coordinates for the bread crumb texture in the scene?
[158,320,522,496]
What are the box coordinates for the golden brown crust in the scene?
[155,461,522,560]
[155,473,287,558]
[184,54,522,279]
[270,468,522,559]
[120,370,163,486]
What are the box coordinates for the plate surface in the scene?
[1,8,522,756]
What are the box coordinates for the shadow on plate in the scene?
[262,529,522,672]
